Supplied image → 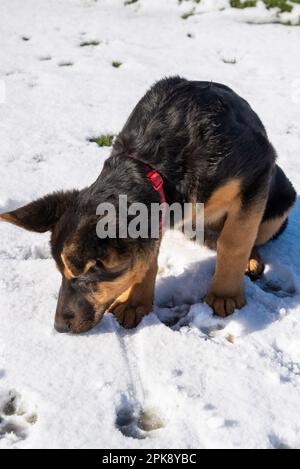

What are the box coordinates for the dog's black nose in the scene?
[54,320,71,333]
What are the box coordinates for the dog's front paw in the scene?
[204,290,245,317]
[109,301,152,329]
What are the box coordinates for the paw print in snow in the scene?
[0,389,37,441]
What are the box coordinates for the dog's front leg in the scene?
[108,255,159,329]
[205,199,266,317]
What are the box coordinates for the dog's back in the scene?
[113,76,275,205]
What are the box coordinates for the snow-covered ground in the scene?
[0,0,300,449]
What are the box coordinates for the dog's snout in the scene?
[62,311,75,321]
[54,319,72,333]
[54,277,99,334]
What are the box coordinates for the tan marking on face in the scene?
[255,210,290,246]
[204,180,241,225]
[87,244,160,318]
[108,250,159,328]
[61,252,76,279]
[82,259,96,275]
[102,249,132,271]
[89,257,148,310]
[108,257,156,312]
[61,243,96,279]
[61,238,77,278]
[59,241,160,333]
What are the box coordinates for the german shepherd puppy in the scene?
[0,77,296,333]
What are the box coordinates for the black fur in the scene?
[113,77,275,206]
[263,165,296,222]
[93,77,295,233]
[1,76,296,333]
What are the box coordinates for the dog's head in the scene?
[0,191,151,333]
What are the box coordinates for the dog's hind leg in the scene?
[246,165,296,282]
[246,166,296,282]
[255,213,291,246]
[246,247,265,281]
[255,165,296,246]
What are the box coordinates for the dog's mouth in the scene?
[69,316,104,335]
[71,319,100,334]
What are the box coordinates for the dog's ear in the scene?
[0,190,79,233]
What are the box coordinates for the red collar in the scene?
[126,155,166,232]
[146,169,166,234]
[146,169,166,206]
[126,154,166,205]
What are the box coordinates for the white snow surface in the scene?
[0,0,300,449]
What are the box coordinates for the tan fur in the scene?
[0,213,19,226]
[61,252,75,279]
[83,245,160,328]
[0,212,44,232]
[246,247,265,279]
[61,237,133,279]
[204,180,241,225]
[61,245,96,279]
[108,254,159,328]
[91,264,144,307]
[61,241,78,278]
[102,248,132,272]
[255,210,290,246]
[205,184,267,317]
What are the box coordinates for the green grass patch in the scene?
[112,61,122,68]
[180,0,299,24]
[230,0,257,7]
[181,9,196,19]
[264,0,292,12]
[89,135,114,147]
[231,0,300,12]
[80,40,100,47]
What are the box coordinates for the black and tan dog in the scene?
[0,77,296,333]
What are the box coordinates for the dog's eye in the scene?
[88,260,106,276]
[75,278,95,293]
[77,280,88,291]
[95,259,105,270]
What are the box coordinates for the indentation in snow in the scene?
[115,396,164,440]
[0,389,37,441]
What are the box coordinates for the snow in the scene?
[0,0,300,449]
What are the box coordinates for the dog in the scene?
[0,77,296,333]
